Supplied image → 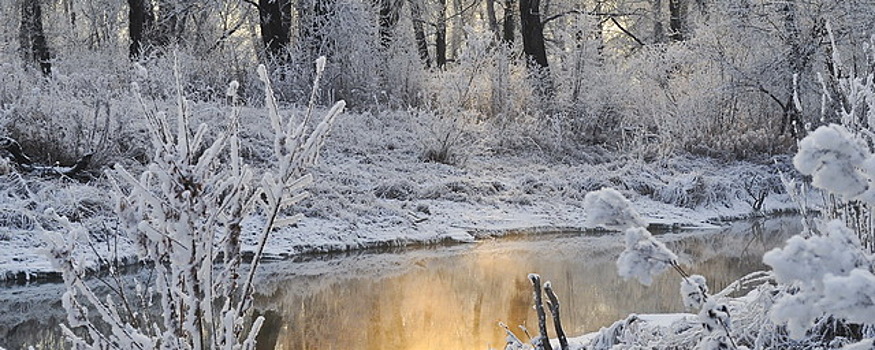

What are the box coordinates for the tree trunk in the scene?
[486,0,499,41]
[128,0,153,59]
[378,0,402,48]
[519,0,548,68]
[451,0,463,58]
[652,0,664,43]
[436,0,447,68]
[593,1,604,57]
[668,0,685,42]
[19,0,52,76]
[409,0,431,67]
[258,0,293,62]
[502,0,514,44]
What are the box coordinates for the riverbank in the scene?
[0,109,807,282]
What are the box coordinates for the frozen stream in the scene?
[1,216,802,349]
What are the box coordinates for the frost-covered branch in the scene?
[543,282,568,350]
[528,274,553,350]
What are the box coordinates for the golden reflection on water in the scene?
[254,218,800,350]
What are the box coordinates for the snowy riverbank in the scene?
[0,109,805,282]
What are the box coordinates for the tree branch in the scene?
[609,17,645,46]
[240,0,260,10]
[529,274,553,350]
[544,282,569,350]
[0,137,32,165]
[542,10,641,27]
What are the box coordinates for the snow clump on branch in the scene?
[793,124,875,201]
[583,188,648,230]
[616,227,679,286]
[681,274,708,311]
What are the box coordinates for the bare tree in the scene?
[652,0,664,43]
[298,0,336,62]
[127,0,193,58]
[485,0,500,41]
[502,0,514,44]
[780,0,804,137]
[128,0,153,59]
[150,0,188,47]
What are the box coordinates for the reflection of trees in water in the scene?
[254,310,282,350]
[507,275,533,337]
[666,216,801,264]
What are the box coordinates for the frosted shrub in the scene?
[764,219,874,339]
[760,60,875,344]
[757,40,875,342]
[821,269,875,324]
[1,58,147,170]
[413,107,475,165]
[764,220,867,288]
[585,188,678,286]
[45,58,345,349]
[696,300,737,350]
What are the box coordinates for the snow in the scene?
[820,268,875,324]
[793,124,871,200]
[681,274,708,311]
[0,101,838,348]
[763,219,866,287]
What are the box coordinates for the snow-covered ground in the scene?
[0,108,803,281]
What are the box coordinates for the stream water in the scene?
[1,216,802,350]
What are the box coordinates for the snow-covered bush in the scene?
[413,107,479,165]
[616,227,678,286]
[44,58,345,349]
[681,274,709,311]
[0,56,149,171]
[762,123,875,344]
